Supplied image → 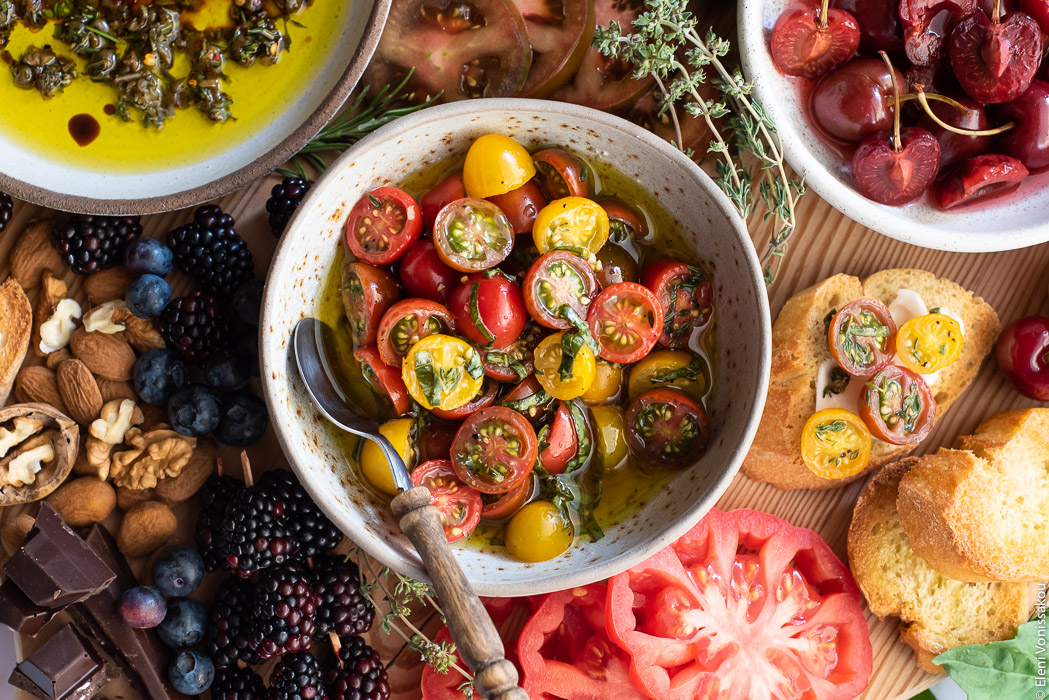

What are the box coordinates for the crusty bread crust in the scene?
[0,278,32,406]
[742,269,1000,490]
[898,409,1049,582]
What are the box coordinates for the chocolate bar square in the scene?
[8,623,107,700]
[0,578,54,635]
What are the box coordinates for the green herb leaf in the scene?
[564,400,594,473]
[465,347,484,380]
[934,615,1047,699]
[367,193,381,208]
[485,351,528,381]
[469,283,496,345]
[559,331,586,381]
[823,308,837,336]
[651,356,704,385]
[413,350,442,407]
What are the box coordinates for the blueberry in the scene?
[204,353,250,392]
[134,348,187,406]
[124,237,174,276]
[168,384,221,438]
[232,279,264,327]
[214,391,269,447]
[156,597,207,648]
[151,545,204,597]
[126,274,171,319]
[118,586,167,629]
[168,650,214,694]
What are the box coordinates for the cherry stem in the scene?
[240,450,253,487]
[818,0,830,29]
[878,51,902,153]
[329,631,344,669]
[993,0,1001,23]
[913,90,1017,136]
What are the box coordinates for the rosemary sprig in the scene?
[594,0,806,284]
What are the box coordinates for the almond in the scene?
[117,501,177,557]
[83,267,134,305]
[70,328,136,381]
[56,359,104,426]
[14,366,68,414]
[97,377,137,404]
[1,513,36,555]
[116,485,157,511]
[155,439,216,504]
[10,220,62,289]
[46,476,116,527]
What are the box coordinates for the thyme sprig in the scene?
[593,0,806,283]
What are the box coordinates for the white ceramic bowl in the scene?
[737,0,1049,252]
[260,99,771,596]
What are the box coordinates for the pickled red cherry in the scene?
[995,79,1049,169]
[917,95,995,168]
[948,0,1043,104]
[811,57,908,142]
[770,0,861,78]
[1018,0,1049,31]
[852,127,942,205]
[836,0,904,52]
[933,153,1029,208]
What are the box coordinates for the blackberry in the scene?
[326,635,390,700]
[251,560,318,660]
[160,291,233,364]
[220,483,296,578]
[205,577,261,669]
[195,472,243,572]
[260,470,341,558]
[166,204,254,296]
[211,666,266,700]
[0,191,12,233]
[269,651,326,700]
[51,214,142,274]
[312,555,374,641]
[266,177,311,237]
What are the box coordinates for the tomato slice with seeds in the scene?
[587,282,663,363]
[487,180,548,234]
[420,172,466,230]
[434,198,516,272]
[398,238,459,304]
[352,345,411,416]
[344,187,422,265]
[532,197,610,257]
[800,408,872,480]
[429,380,499,421]
[594,196,648,243]
[860,365,936,445]
[828,299,898,377]
[523,250,600,329]
[515,0,596,98]
[480,473,535,521]
[531,148,593,199]
[482,321,542,382]
[625,388,710,466]
[410,459,482,543]
[449,273,528,348]
[640,259,714,349]
[341,259,401,346]
[896,313,963,375]
[537,399,593,475]
[451,405,538,493]
[499,374,557,421]
[376,299,456,365]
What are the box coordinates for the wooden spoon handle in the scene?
[391,487,529,700]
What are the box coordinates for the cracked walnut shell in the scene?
[109,427,196,490]
[0,403,79,505]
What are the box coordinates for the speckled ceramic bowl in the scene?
[738,0,1049,252]
[260,99,771,596]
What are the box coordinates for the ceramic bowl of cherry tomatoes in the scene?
[738,0,1049,251]
[259,99,771,596]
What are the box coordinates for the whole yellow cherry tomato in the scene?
[533,332,596,400]
[402,334,484,411]
[628,350,708,403]
[581,358,623,405]
[590,405,628,471]
[462,134,536,198]
[532,197,610,256]
[896,313,963,375]
[800,408,872,480]
[359,418,417,495]
[505,501,574,562]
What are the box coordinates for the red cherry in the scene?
[917,95,995,168]
[997,316,1049,400]
[949,9,1043,103]
[899,0,978,66]
[836,0,904,52]
[1018,0,1049,31]
[770,3,861,78]
[995,79,1049,169]
[811,58,908,142]
[851,127,942,205]
[933,153,1029,208]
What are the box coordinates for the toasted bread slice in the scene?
[848,458,1032,673]
[742,269,1000,490]
[0,278,32,406]
[898,409,1049,582]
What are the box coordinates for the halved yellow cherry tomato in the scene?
[628,350,708,403]
[533,331,596,400]
[590,405,628,471]
[800,408,872,480]
[402,334,484,411]
[359,417,417,495]
[532,197,610,256]
[896,313,964,375]
[462,134,536,198]
[581,358,623,405]
[505,500,574,562]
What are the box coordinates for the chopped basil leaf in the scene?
[564,400,593,473]
[929,306,942,314]
[367,193,381,208]
[413,351,443,406]
[651,357,704,385]
[485,351,528,381]
[465,347,484,380]
[559,331,586,381]
[470,282,496,345]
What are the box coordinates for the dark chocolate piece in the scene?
[6,503,115,608]
[8,623,107,700]
[0,578,55,635]
[69,524,190,700]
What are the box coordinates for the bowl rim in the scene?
[0,0,392,216]
[260,98,772,595]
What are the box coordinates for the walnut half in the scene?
[108,427,196,490]
[0,403,79,505]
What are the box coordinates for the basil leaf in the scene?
[651,357,704,385]
[564,400,593,474]
[559,331,586,381]
[559,304,599,354]
[465,347,484,380]
[470,283,496,345]
[501,388,553,415]
[823,308,837,336]
[413,351,442,406]
[367,193,381,208]
[485,351,528,381]
[934,615,1047,700]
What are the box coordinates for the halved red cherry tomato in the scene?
[482,322,542,382]
[433,198,516,272]
[398,238,459,304]
[345,187,422,265]
[640,259,713,349]
[376,299,456,365]
[420,172,466,230]
[860,365,936,445]
[487,181,548,234]
[594,196,648,242]
[480,474,535,521]
[523,250,600,329]
[625,388,709,466]
[410,459,482,543]
[607,508,873,700]
[341,260,401,346]
[516,0,596,98]
[417,418,460,462]
[449,273,527,347]
[352,345,410,415]
[451,406,538,493]
[587,282,663,363]
[828,299,898,377]
[499,374,556,420]
[594,243,639,289]
[538,400,593,475]
[531,148,593,199]
[429,380,499,421]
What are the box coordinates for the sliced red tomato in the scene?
[420,172,466,230]
[828,299,898,377]
[587,282,663,363]
[487,181,548,234]
[353,345,411,415]
[376,299,456,365]
[640,259,714,349]
[449,273,527,348]
[451,406,538,493]
[523,250,600,329]
[417,417,460,462]
[410,459,482,543]
[538,400,593,475]
[625,388,709,466]
[399,238,460,304]
[434,198,516,273]
[482,321,542,382]
[607,508,873,700]
[480,474,535,521]
[341,260,401,346]
[499,374,557,421]
[430,380,499,421]
[516,0,595,97]
[594,196,648,243]
[531,148,593,199]
[345,187,422,265]
[860,365,936,445]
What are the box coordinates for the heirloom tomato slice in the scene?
[515,0,595,98]
[828,299,898,377]
[344,187,422,265]
[625,388,709,466]
[587,282,663,363]
[376,299,455,365]
[434,198,516,272]
[860,365,936,445]
[523,250,600,329]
